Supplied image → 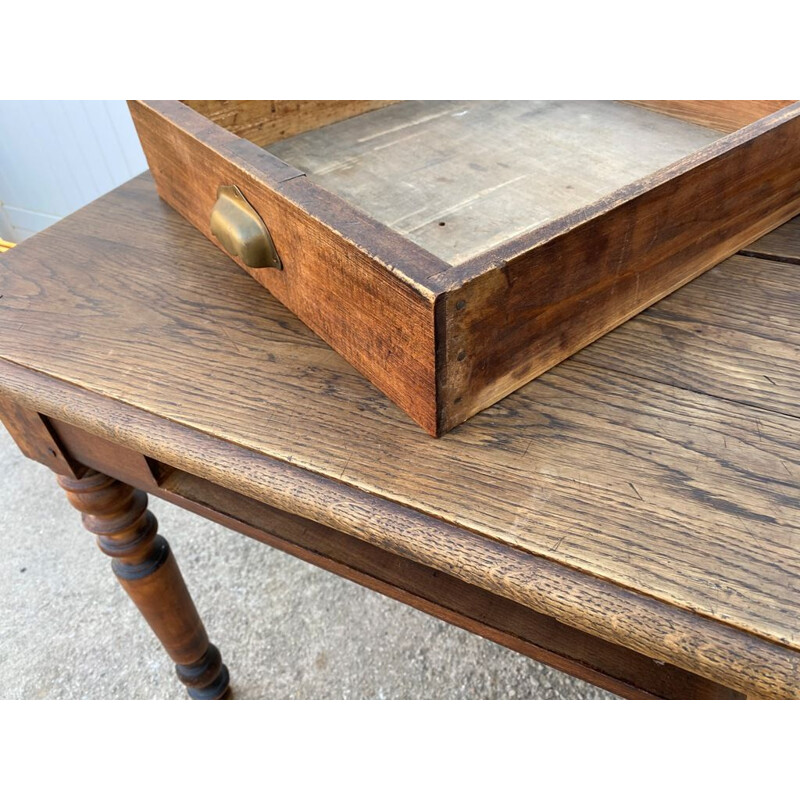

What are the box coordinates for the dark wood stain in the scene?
[57,469,230,699]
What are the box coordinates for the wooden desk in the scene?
[1,174,798,699]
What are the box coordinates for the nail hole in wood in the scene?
[456,300,466,311]
[457,351,466,361]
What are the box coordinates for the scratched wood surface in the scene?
[269,100,721,265]
[0,174,798,659]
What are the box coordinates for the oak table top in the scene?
[1,173,798,699]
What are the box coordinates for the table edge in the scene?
[0,356,797,698]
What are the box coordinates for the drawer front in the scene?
[129,101,443,435]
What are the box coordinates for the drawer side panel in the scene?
[439,104,800,432]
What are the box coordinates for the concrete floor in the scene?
[0,425,614,700]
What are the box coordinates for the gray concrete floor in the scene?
[0,425,614,700]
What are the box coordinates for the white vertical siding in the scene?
[0,101,147,242]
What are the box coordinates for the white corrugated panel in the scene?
[0,101,148,242]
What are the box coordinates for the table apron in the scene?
[12,406,745,700]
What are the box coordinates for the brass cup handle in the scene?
[209,185,282,270]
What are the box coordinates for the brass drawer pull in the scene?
[210,185,282,270]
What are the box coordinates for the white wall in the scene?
[0,101,147,242]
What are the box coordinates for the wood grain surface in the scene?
[131,100,800,436]
[269,100,720,265]
[0,397,84,478]
[36,418,743,698]
[183,100,397,147]
[57,468,230,699]
[741,215,800,265]
[0,173,798,696]
[575,254,800,418]
[1,360,797,699]
[437,103,800,430]
[626,100,795,133]
[130,100,444,434]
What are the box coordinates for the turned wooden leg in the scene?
[57,470,230,699]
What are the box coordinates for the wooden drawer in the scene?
[129,100,800,436]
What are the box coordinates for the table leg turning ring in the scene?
[57,470,230,700]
